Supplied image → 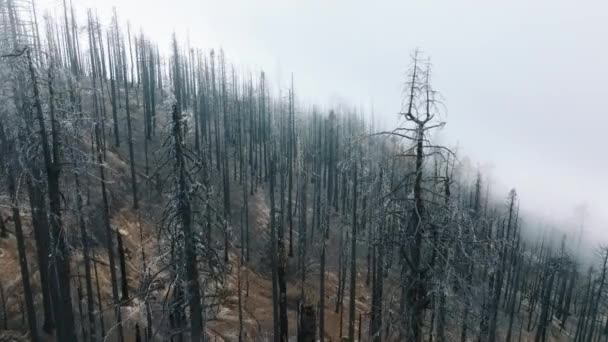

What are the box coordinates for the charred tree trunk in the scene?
[122,37,139,211]
[347,162,358,341]
[94,123,124,342]
[0,122,39,342]
[319,202,329,342]
[26,170,54,333]
[270,157,280,342]
[170,104,204,342]
[74,170,97,342]
[30,50,77,342]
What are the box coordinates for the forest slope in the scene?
[0,1,602,342]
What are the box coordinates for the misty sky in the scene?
[46,0,607,242]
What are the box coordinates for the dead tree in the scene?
[0,121,39,342]
[169,103,204,341]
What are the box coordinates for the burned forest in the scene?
[0,1,604,341]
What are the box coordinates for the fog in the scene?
[54,0,607,244]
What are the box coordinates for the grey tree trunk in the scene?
[347,162,358,341]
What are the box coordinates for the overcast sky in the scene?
[48,0,607,243]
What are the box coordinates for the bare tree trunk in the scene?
[347,162,358,341]
[0,122,39,342]
[122,36,139,210]
[26,173,54,333]
[0,281,7,330]
[0,216,5,239]
[287,77,295,257]
[30,50,77,342]
[561,266,577,329]
[74,170,97,342]
[270,157,280,342]
[95,123,124,342]
[535,264,556,342]
[107,31,120,146]
[319,202,328,342]
[170,104,204,342]
[370,171,385,342]
[277,164,289,341]
[238,255,244,342]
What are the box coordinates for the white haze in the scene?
[43,0,608,245]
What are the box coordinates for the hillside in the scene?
[0,1,604,342]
